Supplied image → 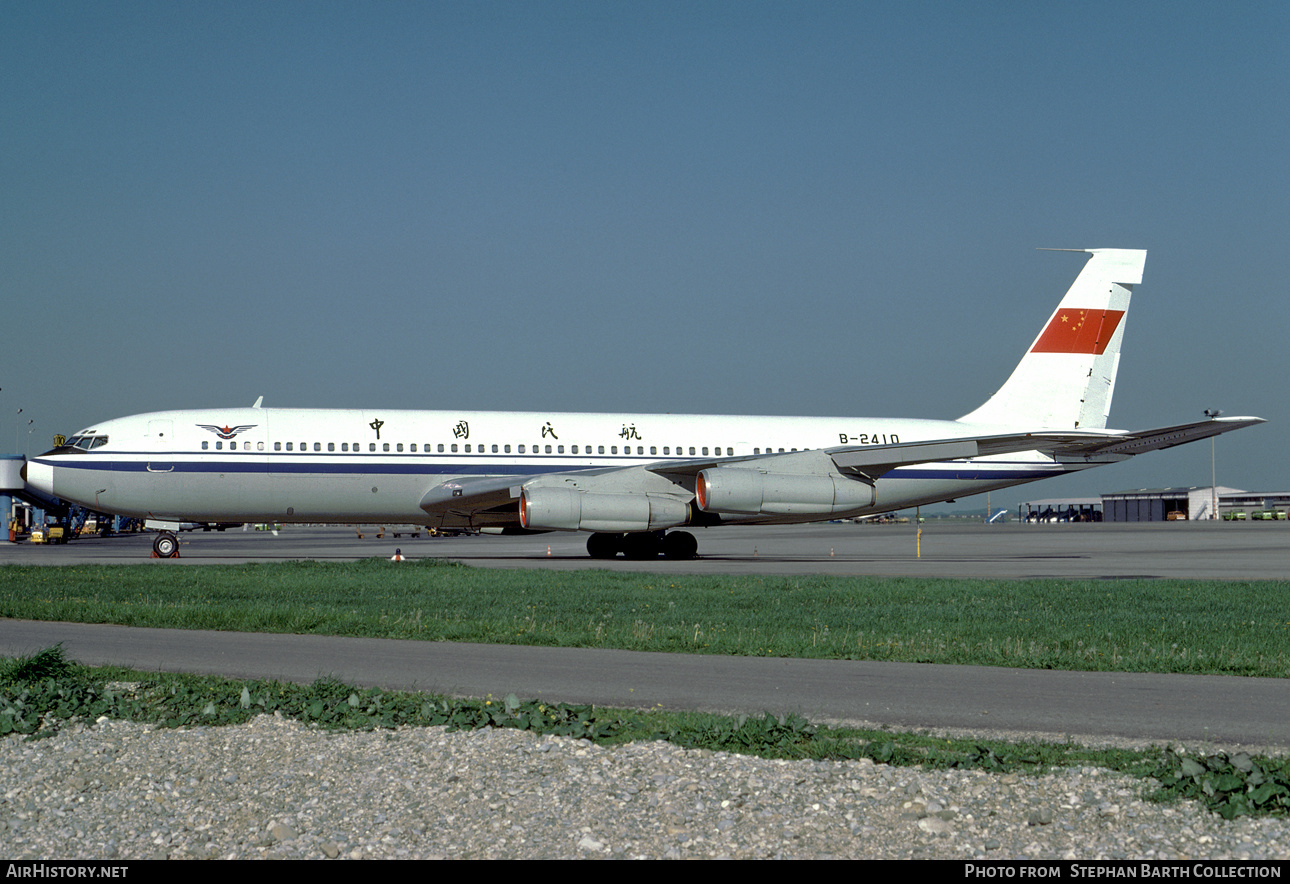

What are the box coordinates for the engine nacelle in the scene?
[695,468,875,515]
[519,487,689,532]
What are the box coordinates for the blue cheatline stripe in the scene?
[886,468,1067,480]
[36,455,1067,482]
[36,458,597,477]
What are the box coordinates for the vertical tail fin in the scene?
[959,248,1146,430]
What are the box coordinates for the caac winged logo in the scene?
[197,423,257,440]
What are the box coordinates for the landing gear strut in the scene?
[152,531,179,558]
[586,530,697,560]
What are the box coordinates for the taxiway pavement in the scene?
[1,618,1287,750]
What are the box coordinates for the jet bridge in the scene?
[3,454,80,544]
[1,455,20,539]
[1,454,66,514]
[1,455,23,496]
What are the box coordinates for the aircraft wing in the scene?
[419,475,528,517]
[418,464,685,527]
[418,420,1265,526]
[420,431,1114,520]
[823,418,1264,476]
[651,431,1120,484]
[826,433,1105,482]
[1039,416,1266,458]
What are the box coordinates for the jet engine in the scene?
[695,468,875,516]
[519,487,689,532]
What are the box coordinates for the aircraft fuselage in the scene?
[25,407,1073,527]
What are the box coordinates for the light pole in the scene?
[1204,409,1222,520]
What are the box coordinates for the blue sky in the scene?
[3,1,1285,507]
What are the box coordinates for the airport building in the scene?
[1100,487,1230,522]
[1018,497,1104,522]
[1022,487,1290,522]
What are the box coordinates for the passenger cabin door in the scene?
[145,419,176,472]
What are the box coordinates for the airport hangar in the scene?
[1021,486,1290,522]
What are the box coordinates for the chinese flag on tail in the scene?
[1031,309,1125,355]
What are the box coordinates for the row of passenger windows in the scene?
[199,440,799,456]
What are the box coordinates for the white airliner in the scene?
[22,249,1263,559]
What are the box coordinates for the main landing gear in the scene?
[151,531,180,558]
[586,530,698,560]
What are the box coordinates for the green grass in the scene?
[2,560,1288,676]
[4,649,1288,820]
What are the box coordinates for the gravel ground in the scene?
[2,714,1288,860]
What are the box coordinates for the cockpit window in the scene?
[66,435,108,450]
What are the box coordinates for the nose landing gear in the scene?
[151,531,180,558]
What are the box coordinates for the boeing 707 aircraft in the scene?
[22,249,1264,558]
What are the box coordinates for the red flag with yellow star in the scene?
[1031,308,1125,354]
